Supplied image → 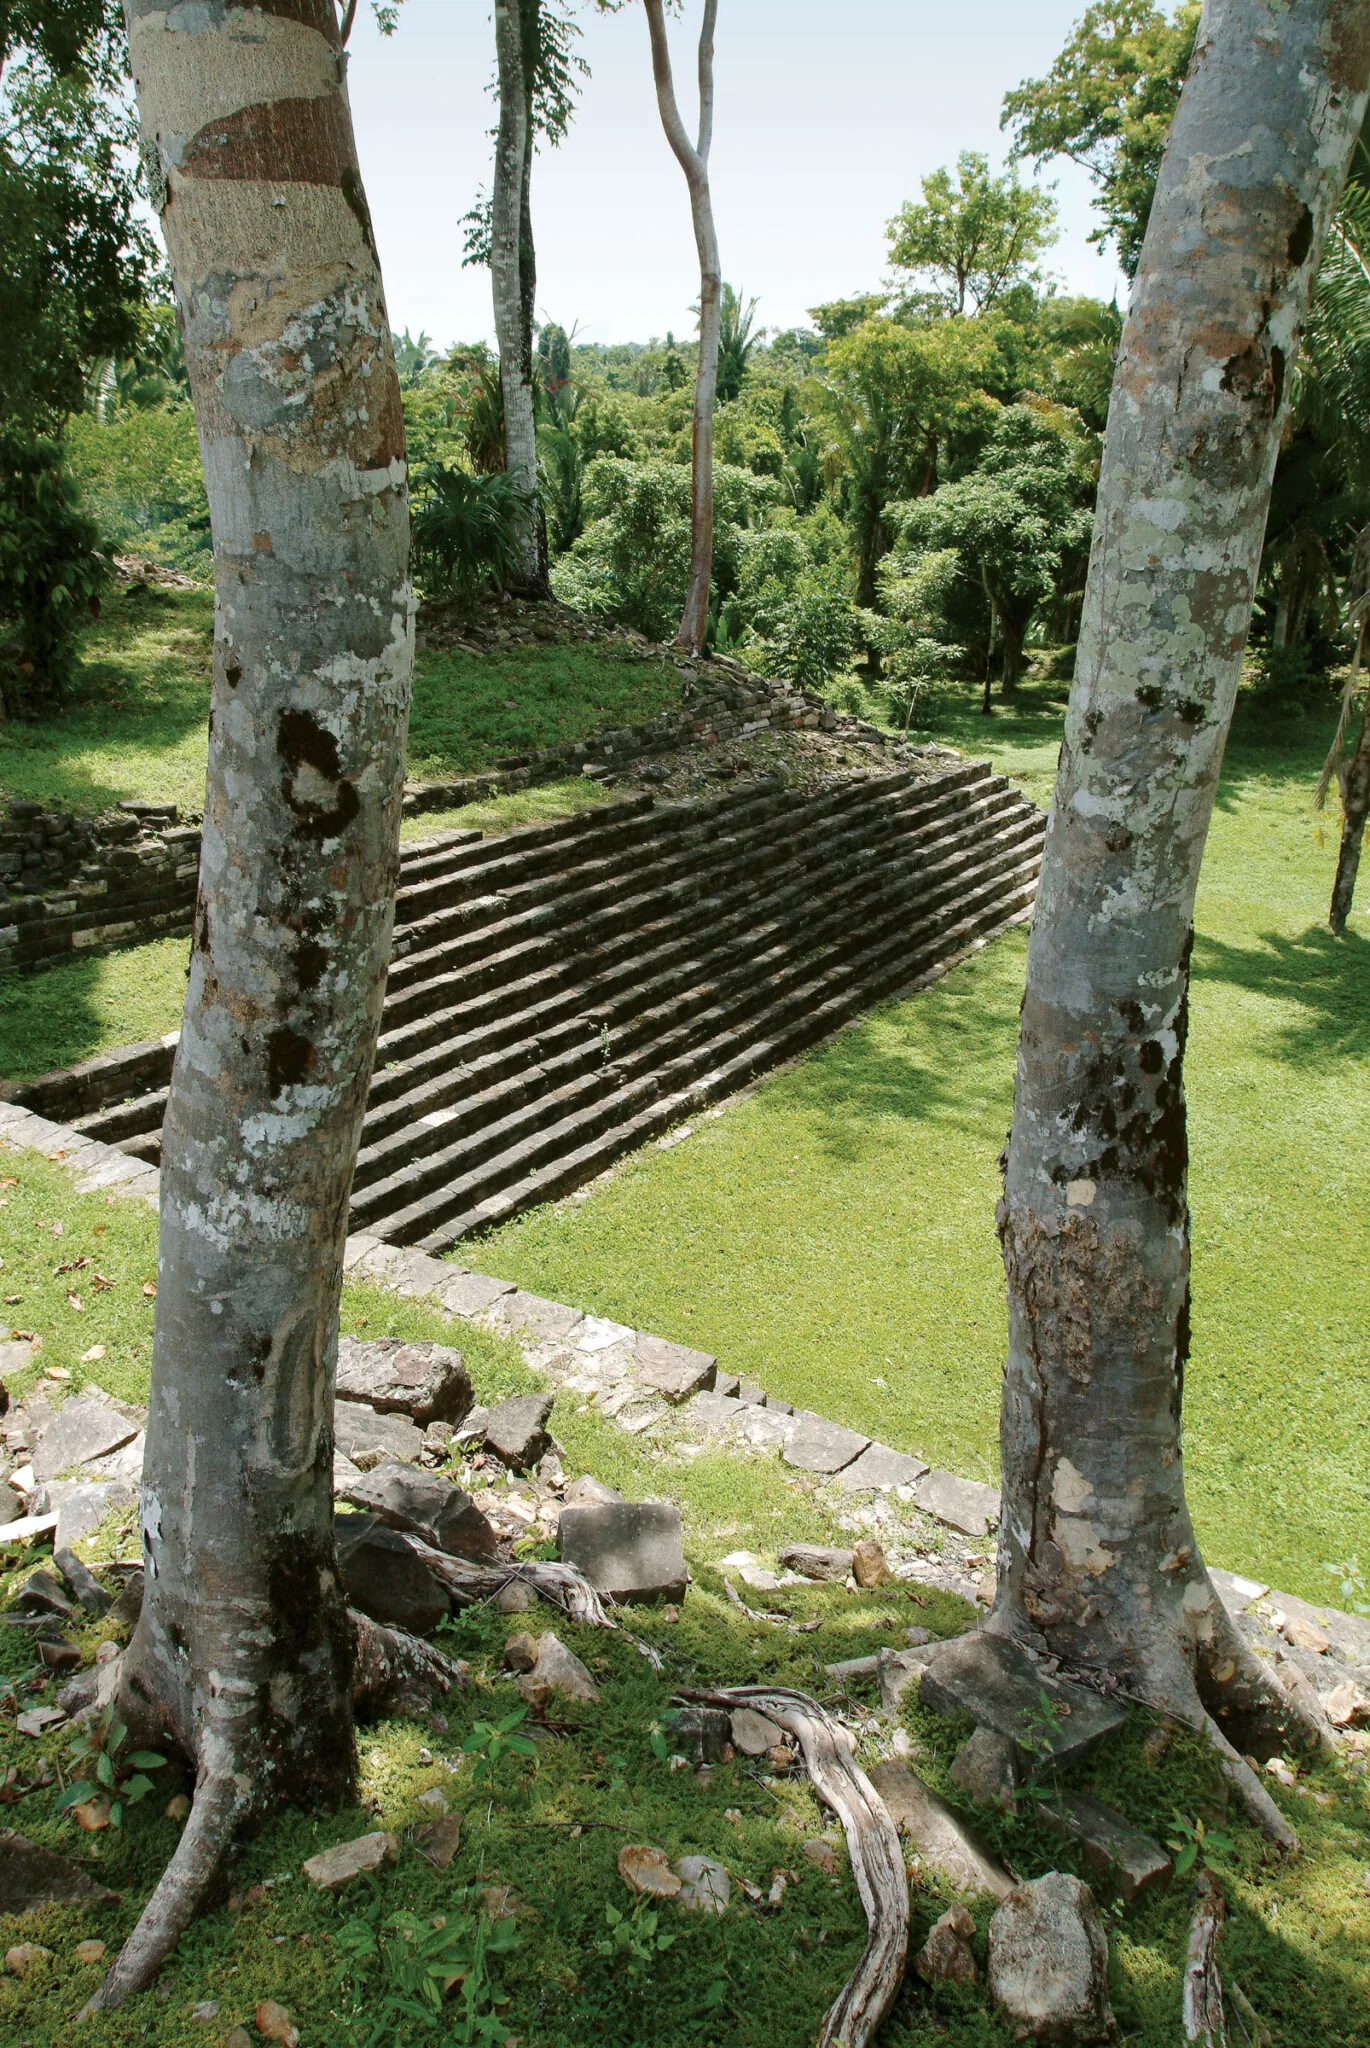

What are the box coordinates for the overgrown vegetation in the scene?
[1,1145,1367,2048]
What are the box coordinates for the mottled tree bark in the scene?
[93,0,415,2006]
[492,0,547,595]
[993,0,1369,1842]
[645,0,720,655]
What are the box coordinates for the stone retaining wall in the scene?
[0,801,201,974]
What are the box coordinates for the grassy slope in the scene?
[477,682,1370,1605]
[1,1145,1367,2048]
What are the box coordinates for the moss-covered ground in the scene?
[2,1145,1368,2048]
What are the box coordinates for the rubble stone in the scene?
[913,1469,1000,1536]
[988,1872,1115,2044]
[335,1336,474,1427]
[919,1634,1125,1764]
[777,1543,853,1581]
[339,1461,497,1559]
[1036,1792,1172,1903]
[838,1442,930,1491]
[0,1829,118,1913]
[335,1516,448,1635]
[302,1832,399,1891]
[782,1413,869,1474]
[332,1402,424,1467]
[483,1391,555,1470]
[868,1761,1013,1899]
[633,1331,716,1402]
[32,1397,140,1483]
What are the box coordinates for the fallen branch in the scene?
[1182,1872,1227,2048]
[679,1684,908,2048]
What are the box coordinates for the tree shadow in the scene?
[750,950,1025,1168]
[1191,922,1370,1066]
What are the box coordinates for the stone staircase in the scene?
[19,762,1045,1249]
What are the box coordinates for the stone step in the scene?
[407,867,1042,1251]
[351,805,1045,1192]
[362,787,1042,1135]
[369,850,1043,1247]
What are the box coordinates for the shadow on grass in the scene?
[751,951,1024,1168]
[1193,922,1370,1065]
[0,941,185,1085]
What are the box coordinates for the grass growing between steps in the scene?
[2,1148,1368,2048]
[0,583,680,819]
[478,691,1370,1608]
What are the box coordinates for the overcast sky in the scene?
[344,0,1123,352]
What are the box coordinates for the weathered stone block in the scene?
[558,1501,688,1603]
[914,1469,1000,1536]
[868,1760,1012,1898]
[988,1872,1114,2044]
[838,1442,930,1492]
[332,1403,424,1468]
[303,1832,399,1892]
[339,1461,497,1560]
[335,1337,473,1428]
[335,1516,448,1635]
[1036,1792,1172,1903]
[782,1413,869,1475]
[777,1543,853,1581]
[32,1397,140,1482]
[483,1391,554,1470]
[0,1828,118,1914]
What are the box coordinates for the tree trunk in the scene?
[493,0,546,596]
[1000,611,1027,692]
[95,0,416,2005]
[993,0,1368,1842]
[645,0,720,656]
[1330,689,1370,931]
[516,2,551,589]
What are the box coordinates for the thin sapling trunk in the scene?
[645,0,721,655]
[493,0,547,596]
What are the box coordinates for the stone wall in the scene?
[0,800,202,974]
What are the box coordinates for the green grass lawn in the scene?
[2,1145,1367,2048]
[477,683,1370,1606]
[0,584,680,819]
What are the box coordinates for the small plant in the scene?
[595,1896,677,1981]
[333,1897,519,2047]
[1166,1809,1235,1877]
[1016,1686,1068,1794]
[1324,1556,1370,1615]
[56,1704,165,1828]
[461,1704,539,1789]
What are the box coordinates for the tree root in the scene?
[680,1684,908,2048]
[350,1609,470,1718]
[1201,1713,1299,1855]
[1182,1872,1227,2046]
[406,1540,664,1670]
[82,1769,241,2015]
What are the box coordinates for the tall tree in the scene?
[886,149,1059,317]
[492,0,545,594]
[1318,527,1370,931]
[644,0,721,654]
[89,0,429,2006]
[993,0,1368,1846]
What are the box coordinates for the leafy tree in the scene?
[1001,3,1200,275]
[887,150,1059,316]
[811,315,988,605]
[807,294,888,342]
[892,401,1095,698]
[392,328,439,386]
[717,282,761,400]
[0,0,152,705]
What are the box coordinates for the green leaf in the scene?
[1174,1842,1197,1876]
[108,1801,124,1828]
[125,1751,167,1770]
[122,1773,154,1802]
[56,1780,100,1810]
[95,1751,115,1788]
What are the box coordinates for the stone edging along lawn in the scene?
[4,1087,1368,1710]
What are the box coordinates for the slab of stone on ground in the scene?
[913,1468,999,1536]
[32,1396,141,1484]
[332,1402,424,1468]
[918,1632,1126,1762]
[782,1413,869,1474]
[838,1442,929,1491]
[633,1331,716,1402]
[867,1760,1013,1899]
[335,1336,473,1427]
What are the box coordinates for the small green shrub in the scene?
[411,464,534,605]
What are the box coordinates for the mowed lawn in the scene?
[479,688,1370,1605]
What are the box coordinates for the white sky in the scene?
[344,0,1124,352]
